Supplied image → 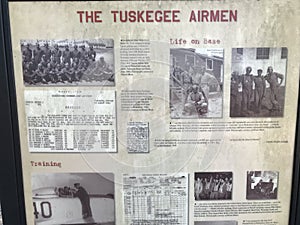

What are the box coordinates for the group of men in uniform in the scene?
[194,175,233,200]
[172,61,209,116]
[22,42,112,85]
[230,66,284,116]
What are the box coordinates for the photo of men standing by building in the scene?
[21,39,114,86]
[246,171,278,200]
[230,48,287,117]
[194,172,232,201]
[170,48,224,118]
[31,173,115,225]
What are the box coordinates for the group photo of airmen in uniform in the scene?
[21,39,114,86]
[170,48,224,119]
[194,172,233,201]
[230,48,287,117]
[246,171,278,200]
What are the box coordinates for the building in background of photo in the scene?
[170,48,224,119]
[170,48,223,92]
[232,48,287,78]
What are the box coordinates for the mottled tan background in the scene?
[8,1,300,224]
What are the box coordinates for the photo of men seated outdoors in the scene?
[21,39,114,86]
[170,48,224,118]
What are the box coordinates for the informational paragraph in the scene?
[170,121,281,133]
[123,173,188,225]
[242,219,278,225]
[121,90,154,111]
[154,139,221,147]
[25,90,117,152]
[127,122,149,153]
[120,39,153,75]
[194,201,282,217]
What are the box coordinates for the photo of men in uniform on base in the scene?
[194,172,232,201]
[170,48,224,118]
[31,173,115,225]
[230,48,287,117]
[21,39,114,86]
[246,171,278,200]
[195,221,238,225]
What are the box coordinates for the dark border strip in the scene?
[0,0,27,224]
[289,76,300,225]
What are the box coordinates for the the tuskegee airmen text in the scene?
[76,10,238,23]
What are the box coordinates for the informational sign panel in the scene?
[7,1,300,225]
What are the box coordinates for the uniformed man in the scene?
[241,66,254,115]
[71,44,81,61]
[23,61,35,85]
[172,66,183,86]
[183,85,208,116]
[181,71,192,104]
[54,63,64,83]
[98,56,108,69]
[198,66,211,102]
[210,179,220,199]
[22,43,33,63]
[230,71,241,116]
[62,45,72,65]
[73,183,93,219]
[40,55,48,68]
[191,65,203,88]
[265,66,284,111]
[185,61,195,77]
[194,178,203,200]
[72,62,80,81]
[33,43,44,69]
[43,43,52,63]
[87,46,96,61]
[61,63,73,83]
[80,45,88,60]
[49,57,57,69]
[253,69,266,112]
[218,179,226,199]
[34,63,47,84]
[52,44,62,64]
[44,63,55,83]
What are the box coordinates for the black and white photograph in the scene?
[32,173,115,225]
[194,172,232,201]
[230,48,287,117]
[170,48,224,118]
[195,221,238,225]
[246,171,278,200]
[21,39,114,86]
